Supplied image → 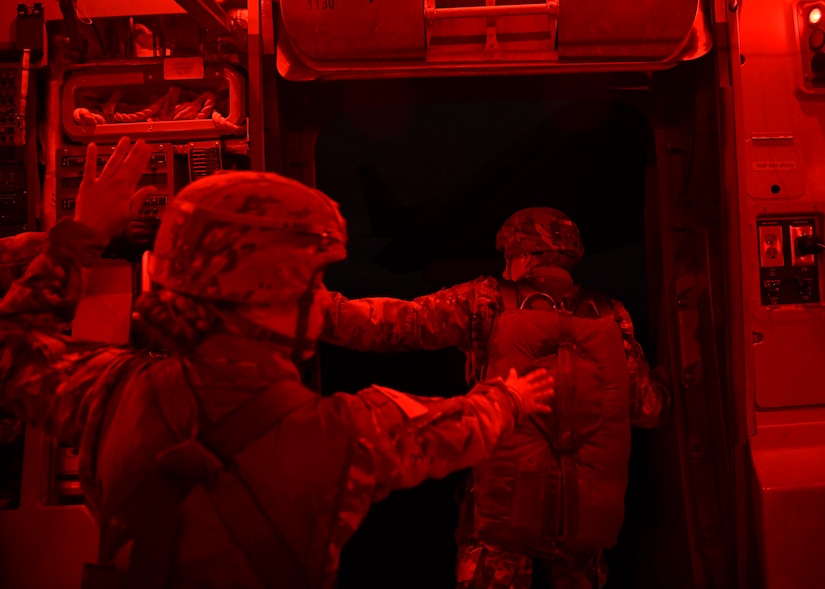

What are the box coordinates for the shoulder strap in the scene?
[568,287,611,319]
[200,379,316,457]
[117,368,317,589]
[197,379,316,589]
[498,280,518,310]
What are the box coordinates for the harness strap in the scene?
[125,475,190,589]
[500,280,518,310]
[554,317,575,451]
[554,314,579,541]
[200,378,315,457]
[498,279,583,542]
[198,379,317,589]
[91,363,317,589]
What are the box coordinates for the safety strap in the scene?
[555,315,580,541]
[553,316,575,451]
[198,378,317,589]
[199,378,315,457]
[500,280,582,541]
[500,280,518,310]
[95,367,316,589]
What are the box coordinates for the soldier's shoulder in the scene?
[0,232,47,263]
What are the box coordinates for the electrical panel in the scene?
[56,143,175,223]
[188,140,222,181]
[757,217,821,305]
[0,162,29,237]
[0,65,23,146]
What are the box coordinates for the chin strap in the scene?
[291,284,316,368]
[221,275,322,391]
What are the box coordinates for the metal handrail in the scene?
[423,0,559,21]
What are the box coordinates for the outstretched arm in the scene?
[342,367,554,502]
[321,275,500,353]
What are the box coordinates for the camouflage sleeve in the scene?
[609,298,672,428]
[340,379,523,504]
[321,277,493,352]
[0,231,47,299]
[0,219,108,325]
[0,219,133,446]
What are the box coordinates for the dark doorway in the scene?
[315,86,654,589]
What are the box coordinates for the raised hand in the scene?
[75,136,155,241]
[502,367,555,419]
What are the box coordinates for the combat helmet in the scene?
[148,170,347,306]
[495,207,584,271]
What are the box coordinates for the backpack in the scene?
[471,284,632,554]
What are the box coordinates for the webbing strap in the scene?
[553,316,575,451]
[206,470,304,589]
[198,379,316,589]
[555,315,580,540]
[113,367,316,589]
[200,379,316,458]
[560,454,580,540]
[125,477,189,589]
[499,280,518,310]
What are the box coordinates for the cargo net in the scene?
[71,84,245,136]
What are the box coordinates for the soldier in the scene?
[0,231,46,298]
[322,207,672,589]
[0,137,556,589]
[0,232,46,479]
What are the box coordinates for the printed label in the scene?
[163,57,205,80]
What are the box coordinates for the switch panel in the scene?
[789,221,816,266]
[757,217,821,305]
[0,65,24,146]
[56,143,174,223]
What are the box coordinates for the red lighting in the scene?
[811,27,825,50]
[810,6,823,25]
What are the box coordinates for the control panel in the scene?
[188,140,222,181]
[0,162,29,236]
[0,65,23,146]
[56,143,175,223]
[757,217,821,305]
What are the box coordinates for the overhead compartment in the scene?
[276,0,711,80]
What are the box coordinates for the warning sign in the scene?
[163,57,205,80]
[752,161,798,171]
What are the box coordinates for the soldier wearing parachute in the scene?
[322,207,671,589]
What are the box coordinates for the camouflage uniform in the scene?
[0,172,544,589]
[323,208,670,589]
[0,232,47,451]
[0,231,46,298]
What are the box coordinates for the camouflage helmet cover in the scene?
[495,207,584,269]
[148,171,347,304]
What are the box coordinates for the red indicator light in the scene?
[810,6,823,24]
[811,27,825,50]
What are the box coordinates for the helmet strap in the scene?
[290,283,317,367]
